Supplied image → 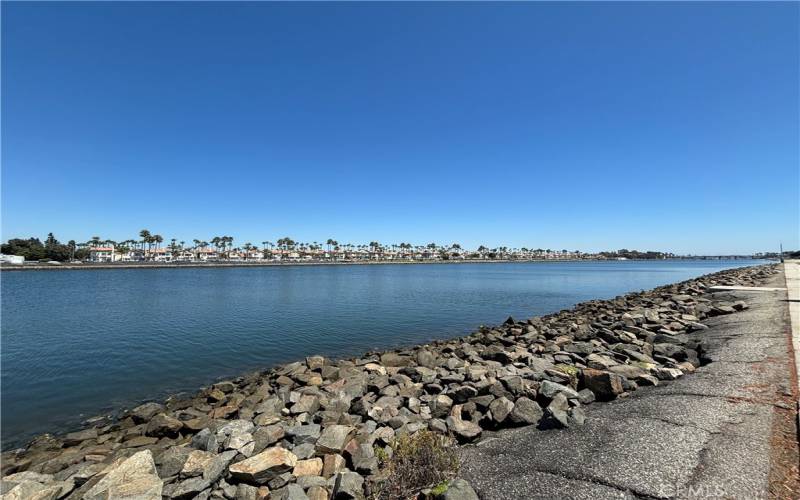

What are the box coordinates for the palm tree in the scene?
[227,236,234,258]
[368,241,380,257]
[222,236,232,259]
[193,239,202,260]
[168,238,180,258]
[211,237,221,259]
[139,230,151,253]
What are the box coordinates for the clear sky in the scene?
[2,2,798,255]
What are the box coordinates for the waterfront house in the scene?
[89,246,116,262]
[118,249,145,262]
[144,248,172,262]
[194,248,219,261]
[175,250,195,262]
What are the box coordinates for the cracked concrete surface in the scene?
[460,269,791,499]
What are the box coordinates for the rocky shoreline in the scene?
[1,263,779,500]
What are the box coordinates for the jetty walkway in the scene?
[461,262,799,499]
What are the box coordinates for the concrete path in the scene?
[460,268,795,499]
[785,260,800,397]
[708,285,786,292]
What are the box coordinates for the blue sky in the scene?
[2,2,798,254]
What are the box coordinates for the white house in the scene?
[89,246,116,262]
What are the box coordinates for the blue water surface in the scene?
[0,259,762,447]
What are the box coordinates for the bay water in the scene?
[0,259,761,447]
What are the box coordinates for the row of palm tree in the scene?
[82,230,581,262]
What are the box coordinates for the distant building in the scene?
[89,246,116,262]
[118,249,145,262]
[0,254,24,265]
[195,248,219,261]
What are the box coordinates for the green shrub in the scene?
[373,430,460,500]
[430,481,450,496]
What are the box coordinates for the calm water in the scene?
[1,260,761,448]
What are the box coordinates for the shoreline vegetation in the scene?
[0,263,779,499]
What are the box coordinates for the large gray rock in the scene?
[581,369,624,401]
[229,446,297,485]
[253,424,285,453]
[83,450,163,499]
[167,476,211,499]
[568,406,587,427]
[332,471,364,499]
[291,395,321,415]
[380,352,411,367]
[350,444,378,475]
[445,405,481,442]
[145,413,184,437]
[430,394,453,419]
[307,485,329,500]
[130,402,165,424]
[539,380,579,400]
[234,483,262,500]
[439,478,479,500]
[286,424,321,446]
[223,429,255,456]
[306,355,326,370]
[586,353,618,370]
[488,396,514,424]
[204,450,238,483]
[1,481,67,500]
[577,388,595,405]
[545,392,570,428]
[191,428,219,452]
[416,350,439,368]
[2,471,55,486]
[155,446,194,478]
[316,425,354,454]
[181,449,237,483]
[509,397,543,426]
[63,427,98,446]
[272,483,310,500]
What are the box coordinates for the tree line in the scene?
[1,233,87,262]
[2,230,677,263]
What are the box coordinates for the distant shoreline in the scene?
[0,257,764,272]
